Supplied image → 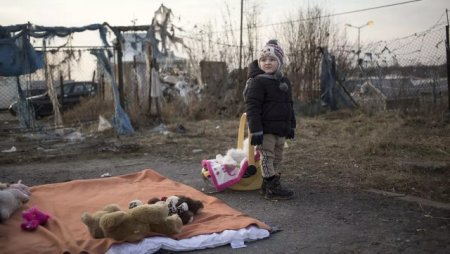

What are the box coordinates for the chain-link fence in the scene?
[0,46,114,129]
[332,22,449,114]
[0,23,119,133]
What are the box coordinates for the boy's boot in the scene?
[264,177,294,200]
[259,172,281,195]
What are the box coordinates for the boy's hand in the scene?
[251,132,263,146]
[286,128,295,139]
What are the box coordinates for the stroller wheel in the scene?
[242,165,257,178]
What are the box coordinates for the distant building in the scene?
[118,33,187,67]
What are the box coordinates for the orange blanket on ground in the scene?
[0,169,270,254]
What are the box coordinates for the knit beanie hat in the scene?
[258,39,284,71]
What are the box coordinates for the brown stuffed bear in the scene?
[81,204,122,238]
[148,195,204,225]
[99,201,182,242]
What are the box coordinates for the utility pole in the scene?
[239,0,244,71]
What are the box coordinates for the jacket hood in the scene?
[247,60,264,79]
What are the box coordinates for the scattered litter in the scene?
[177,124,187,133]
[101,173,111,177]
[268,225,283,234]
[230,239,246,249]
[98,115,113,132]
[192,149,203,154]
[64,131,84,142]
[153,123,166,132]
[152,124,170,135]
[2,146,17,153]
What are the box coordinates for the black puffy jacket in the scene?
[245,60,296,137]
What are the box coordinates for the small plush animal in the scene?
[0,189,29,222]
[148,195,204,225]
[0,182,9,190]
[21,207,50,231]
[128,200,143,209]
[8,180,31,197]
[215,137,249,165]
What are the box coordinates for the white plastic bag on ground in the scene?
[98,115,113,132]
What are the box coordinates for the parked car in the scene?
[9,81,98,118]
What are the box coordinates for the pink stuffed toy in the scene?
[21,207,50,231]
[8,180,31,197]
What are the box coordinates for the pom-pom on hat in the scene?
[258,39,284,71]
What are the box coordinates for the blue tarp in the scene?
[0,32,44,76]
[0,23,111,77]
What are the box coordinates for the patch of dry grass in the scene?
[281,110,450,202]
[62,97,115,124]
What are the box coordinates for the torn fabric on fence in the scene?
[15,77,40,130]
[0,31,44,77]
[30,24,110,47]
[91,50,135,135]
[320,47,353,110]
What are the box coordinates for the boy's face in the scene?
[259,56,279,74]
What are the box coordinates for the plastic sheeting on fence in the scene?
[90,49,135,135]
[1,23,115,131]
[31,24,110,47]
[320,47,354,110]
[0,23,111,77]
[14,77,40,130]
[0,32,44,77]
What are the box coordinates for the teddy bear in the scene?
[21,207,50,231]
[148,195,204,225]
[98,201,183,242]
[0,189,29,222]
[81,204,122,238]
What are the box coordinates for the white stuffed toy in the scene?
[216,138,249,165]
[0,189,29,222]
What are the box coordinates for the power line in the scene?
[182,12,447,57]
[180,0,422,36]
[182,0,434,49]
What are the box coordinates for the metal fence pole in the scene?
[59,73,64,115]
[116,34,125,109]
[446,25,450,111]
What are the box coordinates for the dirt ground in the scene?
[1,111,450,253]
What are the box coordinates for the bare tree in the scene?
[244,0,263,64]
[277,3,330,99]
[275,2,351,104]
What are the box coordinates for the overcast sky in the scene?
[0,0,448,46]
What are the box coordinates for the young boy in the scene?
[244,39,296,200]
